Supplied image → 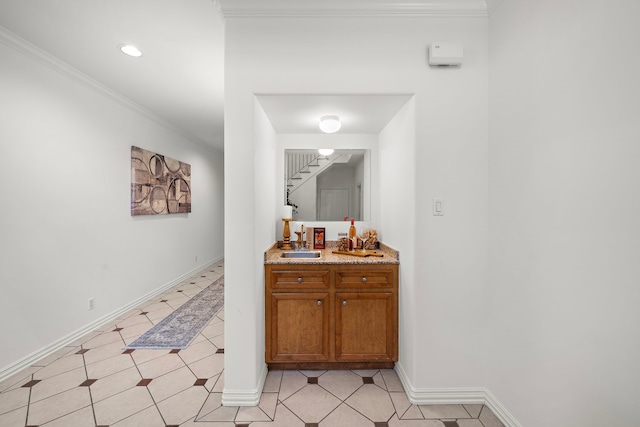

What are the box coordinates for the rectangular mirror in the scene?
[285,149,370,221]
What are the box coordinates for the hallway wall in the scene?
[0,34,224,374]
[488,1,640,425]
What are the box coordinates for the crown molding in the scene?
[217,0,489,18]
[0,26,216,151]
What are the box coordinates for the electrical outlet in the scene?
[88,297,95,310]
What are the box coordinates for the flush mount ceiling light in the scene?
[319,115,341,133]
[119,44,142,57]
[318,148,334,156]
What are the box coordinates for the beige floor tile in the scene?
[208,373,224,392]
[278,370,308,401]
[299,369,327,377]
[82,330,125,348]
[130,348,170,365]
[389,391,412,419]
[147,366,197,402]
[317,370,363,400]
[83,340,128,365]
[458,419,485,427]
[41,406,95,427]
[31,346,78,367]
[0,406,27,426]
[251,402,304,427]
[86,354,136,379]
[67,331,101,347]
[373,371,387,390]
[352,369,380,377]
[463,404,483,418]
[93,386,155,425]
[345,384,396,423]
[30,367,87,403]
[201,321,224,339]
[211,333,225,349]
[33,354,85,380]
[320,402,373,427]
[282,384,341,423]
[180,416,235,427]
[111,405,166,427]
[0,387,30,415]
[116,313,153,329]
[187,353,224,379]
[388,414,446,426]
[89,366,141,403]
[381,369,405,392]
[419,404,471,420]
[197,402,239,422]
[479,406,504,427]
[27,387,91,425]
[141,301,171,312]
[178,339,218,365]
[0,367,40,393]
[136,353,186,379]
[147,307,174,322]
[166,296,191,309]
[402,405,426,420]
[120,321,154,341]
[157,385,210,425]
[258,391,279,419]
[263,370,283,393]
[236,405,272,422]
[195,391,223,420]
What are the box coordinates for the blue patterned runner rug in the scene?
[124,276,224,350]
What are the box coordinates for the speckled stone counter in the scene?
[264,241,399,265]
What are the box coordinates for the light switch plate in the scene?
[433,198,444,216]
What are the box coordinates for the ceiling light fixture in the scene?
[319,115,341,133]
[318,149,334,156]
[119,44,142,57]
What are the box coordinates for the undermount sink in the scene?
[280,251,322,259]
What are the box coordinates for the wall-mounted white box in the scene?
[428,43,463,66]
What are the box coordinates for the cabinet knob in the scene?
[297,277,303,283]
[342,300,347,306]
[361,277,367,283]
[317,300,322,306]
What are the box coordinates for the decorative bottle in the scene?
[348,218,357,251]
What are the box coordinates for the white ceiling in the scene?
[0,0,500,151]
[257,95,414,134]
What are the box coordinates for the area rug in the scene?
[124,276,224,350]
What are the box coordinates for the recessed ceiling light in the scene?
[318,149,334,156]
[319,115,341,133]
[119,44,142,57]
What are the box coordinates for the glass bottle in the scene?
[348,218,357,251]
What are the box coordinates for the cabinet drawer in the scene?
[335,269,394,289]
[270,270,330,290]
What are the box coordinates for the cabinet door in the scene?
[269,292,329,362]
[335,292,396,361]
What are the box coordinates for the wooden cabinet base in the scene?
[266,263,398,368]
[268,361,395,370]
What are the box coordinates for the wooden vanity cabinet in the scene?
[265,263,398,369]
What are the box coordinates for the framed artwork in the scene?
[131,146,191,216]
[313,227,326,249]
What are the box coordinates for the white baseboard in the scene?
[395,362,521,427]
[221,363,268,407]
[0,256,224,384]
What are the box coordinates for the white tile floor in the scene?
[0,262,504,427]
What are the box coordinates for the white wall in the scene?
[488,1,640,425]
[224,16,489,401]
[0,35,224,374]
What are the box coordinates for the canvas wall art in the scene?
[131,146,191,215]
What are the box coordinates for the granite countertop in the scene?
[264,241,399,265]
